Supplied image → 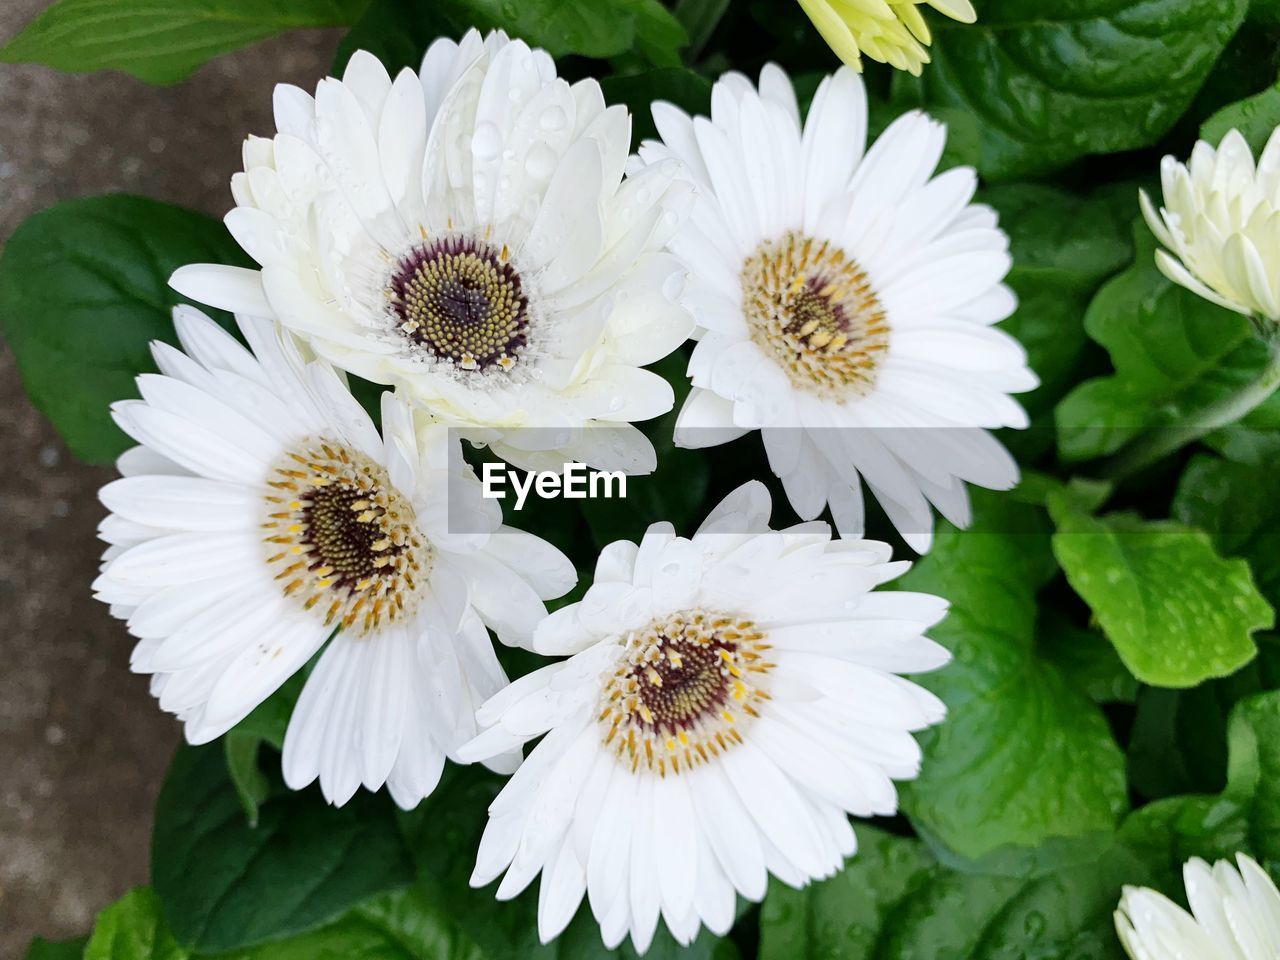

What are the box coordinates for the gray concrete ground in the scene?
[0,4,339,951]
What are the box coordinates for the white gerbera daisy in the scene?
[1116,853,1280,959]
[170,29,694,475]
[1141,129,1280,324]
[92,306,575,809]
[637,65,1036,552]
[457,481,949,953]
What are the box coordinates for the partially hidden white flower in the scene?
[634,65,1036,553]
[171,29,694,475]
[458,480,950,953]
[1141,129,1280,324]
[797,0,977,76]
[1116,853,1280,959]
[92,306,575,808]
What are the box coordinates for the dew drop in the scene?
[525,143,557,180]
[472,121,502,160]
[540,107,568,132]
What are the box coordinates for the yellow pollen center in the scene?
[599,610,773,777]
[742,232,889,399]
[262,441,428,636]
[387,234,528,372]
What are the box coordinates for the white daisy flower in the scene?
[457,481,949,953]
[635,65,1036,552]
[170,30,694,475]
[1116,853,1280,959]
[92,306,575,809]
[1141,129,1280,324]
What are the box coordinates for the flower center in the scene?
[742,232,889,399]
[386,235,529,372]
[599,610,773,776]
[262,441,428,636]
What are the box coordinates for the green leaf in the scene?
[1174,454,1280,608]
[600,69,713,142]
[1201,80,1280,155]
[335,4,692,122]
[894,494,1128,862]
[435,0,686,63]
[1204,389,1280,464]
[1129,686,1237,800]
[216,889,485,960]
[980,183,1136,454]
[755,692,1280,960]
[0,195,249,464]
[1253,0,1280,25]
[25,938,88,960]
[83,888,187,960]
[1126,643,1280,801]
[758,829,936,960]
[1225,690,1280,859]
[1055,223,1271,463]
[673,0,730,57]
[1040,622,1138,705]
[222,674,304,828]
[0,0,369,84]
[333,0,456,75]
[758,824,1146,960]
[893,0,1249,180]
[1048,497,1274,688]
[152,745,414,953]
[223,735,272,830]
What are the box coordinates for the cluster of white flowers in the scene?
[91,25,1280,957]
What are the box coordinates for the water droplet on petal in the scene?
[525,143,557,180]
[472,121,502,160]
[540,107,567,132]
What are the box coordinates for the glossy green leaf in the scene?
[1055,224,1271,463]
[981,183,1135,457]
[215,889,485,960]
[895,0,1248,180]
[335,0,687,76]
[152,745,414,954]
[0,0,369,84]
[1174,454,1280,608]
[333,0,455,75]
[758,823,1146,960]
[1225,690,1280,859]
[0,196,249,464]
[1049,497,1273,688]
[1201,81,1280,155]
[83,888,187,960]
[894,494,1128,862]
[1205,389,1280,464]
[1040,622,1138,705]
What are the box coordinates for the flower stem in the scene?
[1098,330,1280,481]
